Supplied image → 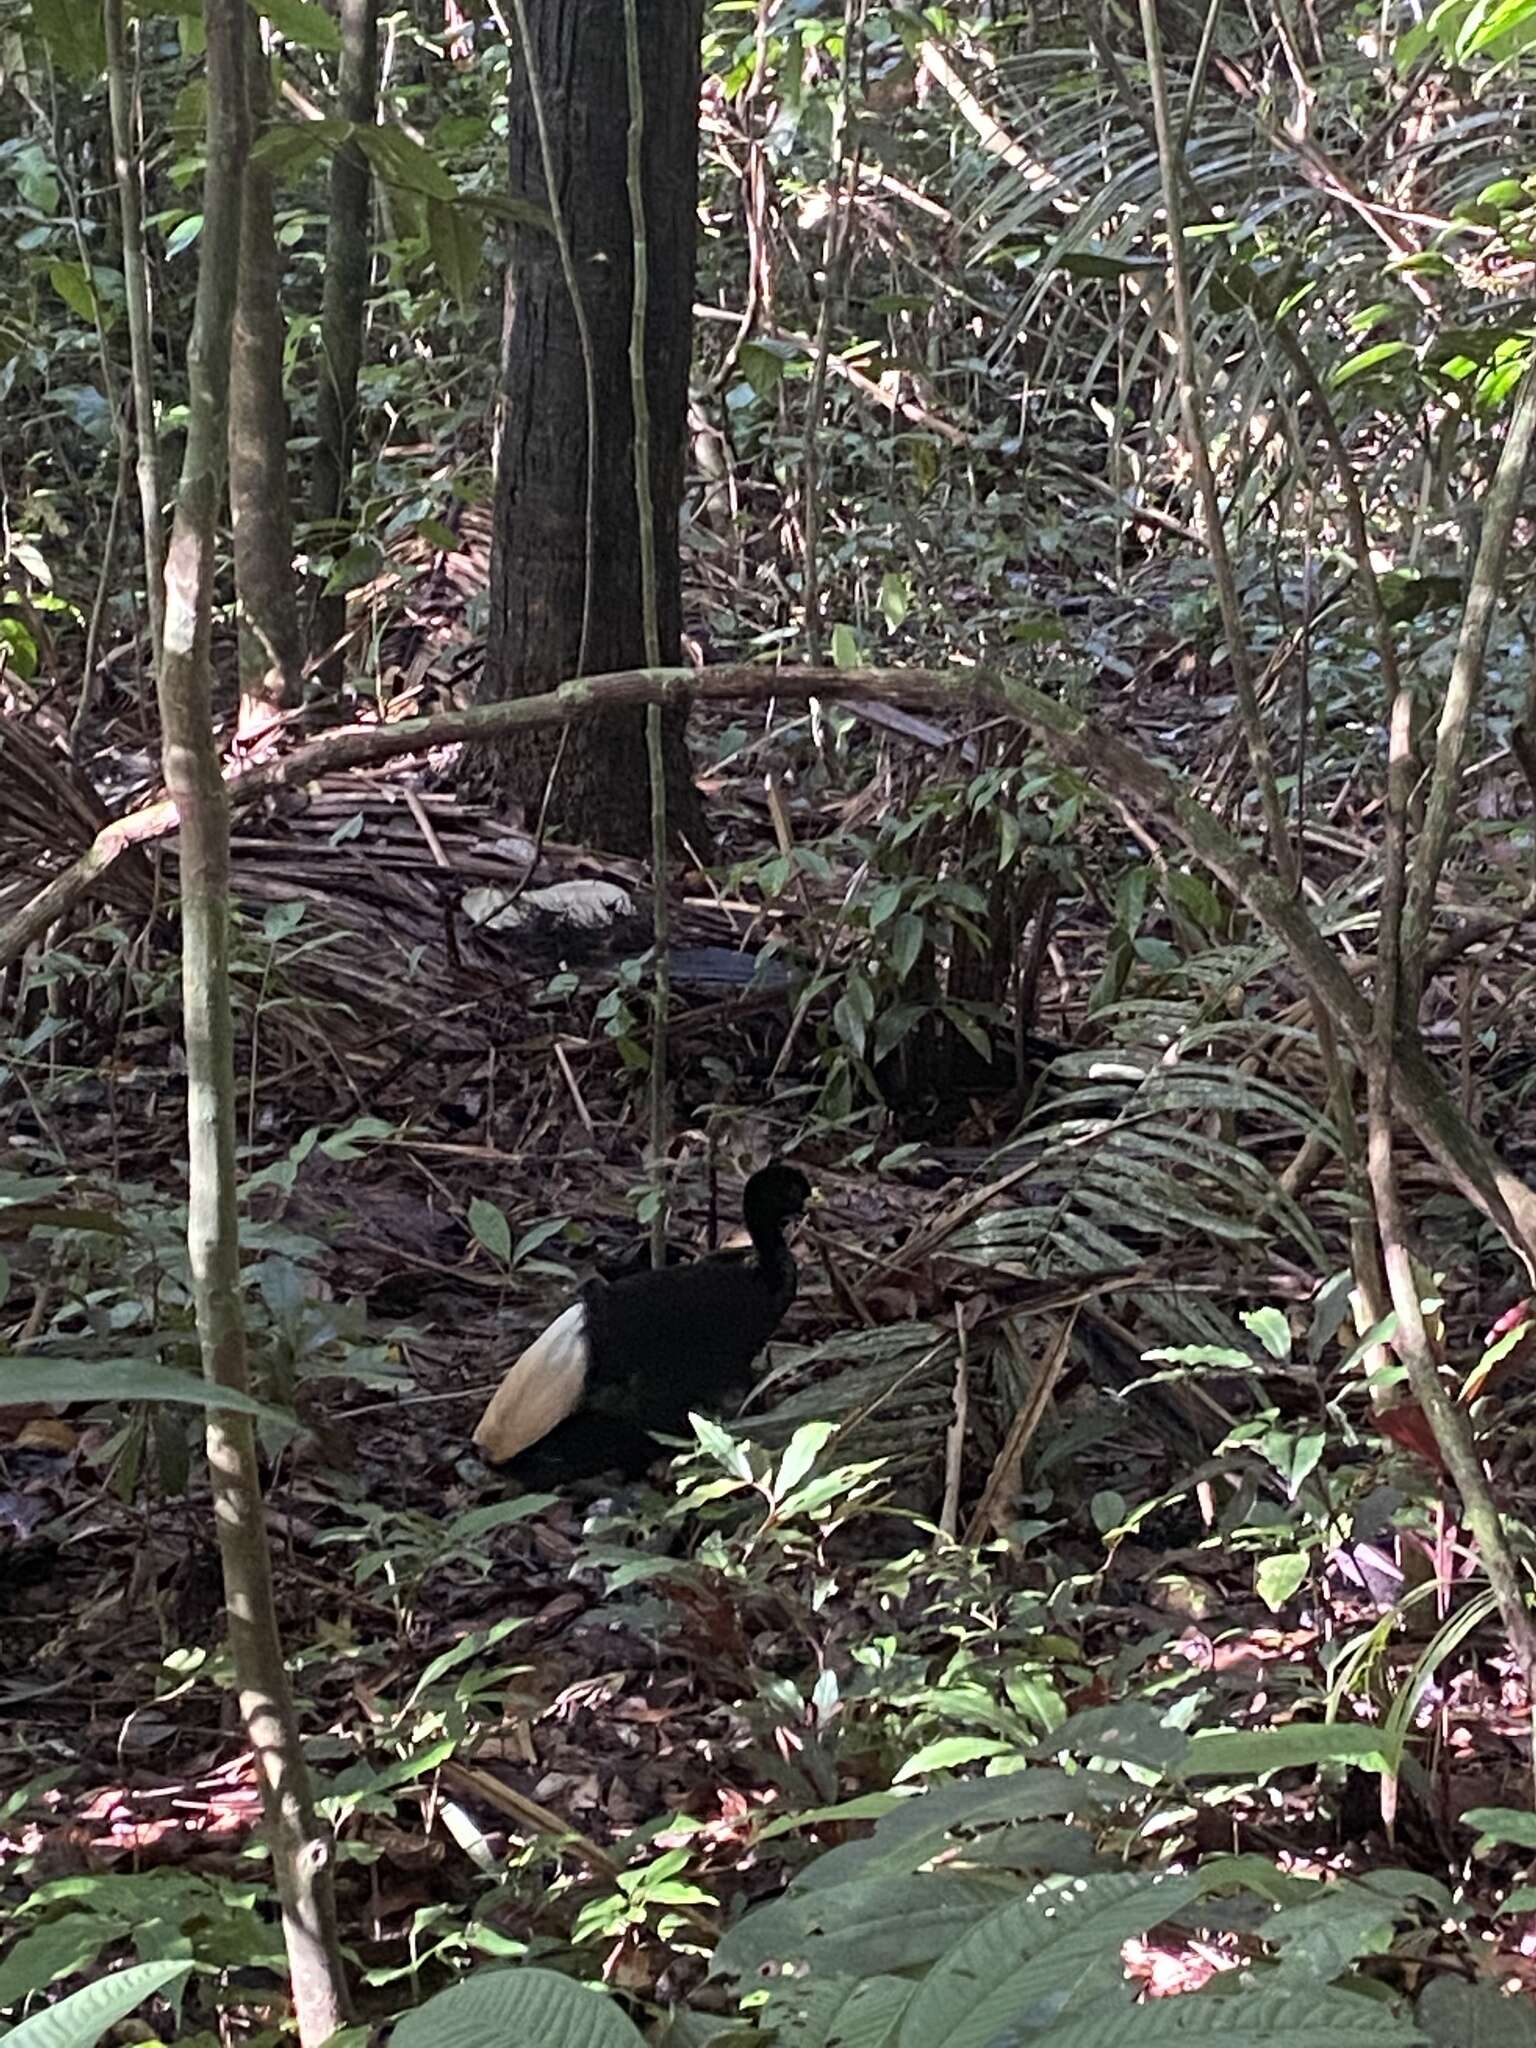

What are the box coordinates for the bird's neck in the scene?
[750,1232,792,1281]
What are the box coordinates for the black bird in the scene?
[472,1162,815,1478]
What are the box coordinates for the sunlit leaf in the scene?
[30,0,105,77]
[355,124,458,201]
[258,0,341,52]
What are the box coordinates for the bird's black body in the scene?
[583,1232,798,1432]
[474,1163,812,1482]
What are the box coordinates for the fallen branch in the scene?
[6,657,1536,1263]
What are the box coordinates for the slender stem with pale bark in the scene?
[622,0,672,1267]
[1137,0,1294,887]
[1370,682,1536,1686]
[1402,361,1536,1004]
[307,0,377,683]
[103,0,165,673]
[1270,319,1399,706]
[800,0,862,667]
[157,0,349,2031]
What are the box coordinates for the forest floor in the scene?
[7,553,1536,2020]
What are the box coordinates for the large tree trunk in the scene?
[479,0,706,855]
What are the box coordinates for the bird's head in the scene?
[742,1162,817,1240]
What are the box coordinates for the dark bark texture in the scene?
[230,19,305,718]
[480,0,706,854]
[307,0,377,687]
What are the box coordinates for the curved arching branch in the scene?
[5,657,1535,1266]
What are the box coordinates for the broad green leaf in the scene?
[445,1496,559,1543]
[893,1736,1013,1781]
[0,1920,119,2010]
[257,0,341,51]
[3,1961,193,2048]
[0,1359,293,1429]
[1091,1489,1126,1533]
[262,900,306,941]
[873,1003,924,1058]
[738,340,787,398]
[888,913,925,981]
[355,125,458,201]
[0,618,38,681]
[251,123,343,176]
[409,1614,528,1700]
[1039,1702,1189,1773]
[1462,1805,1536,1851]
[1460,0,1536,56]
[0,1769,75,1825]
[30,0,105,77]
[760,1974,914,2048]
[1330,340,1413,387]
[1387,250,1456,278]
[49,262,97,322]
[755,1792,909,1842]
[866,882,904,929]
[1260,1426,1325,1499]
[774,1421,836,1500]
[895,1870,1201,2048]
[393,1967,646,2048]
[1416,1972,1536,2046]
[1185,1723,1390,1778]
[512,1216,570,1264]
[794,1770,1100,1893]
[715,1872,1010,1981]
[427,195,482,306]
[833,992,868,1057]
[778,1457,886,1520]
[943,1005,992,1063]
[691,1413,754,1480]
[467,1198,512,1266]
[330,1738,456,1803]
[1033,1979,1426,2043]
[164,214,204,258]
[319,1115,396,1158]
[830,622,861,669]
[1242,1305,1292,1360]
[1256,1551,1311,1613]
[1267,1883,1398,1977]
[322,541,384,596]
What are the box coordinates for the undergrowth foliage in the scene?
[6,0,1536,2039]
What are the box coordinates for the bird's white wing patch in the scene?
[473,1301,589,1462]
